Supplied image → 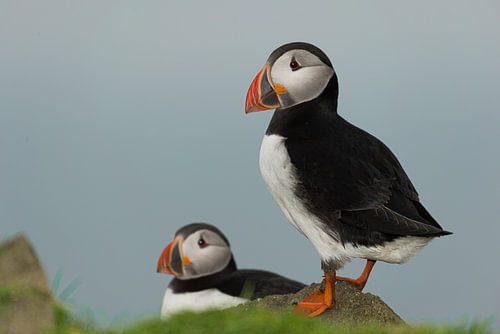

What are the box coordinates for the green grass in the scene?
[51,270,82,305]
[45,307,495,334]
[0,284,51,308]
[0,285,492,334]
[122,309,332,334]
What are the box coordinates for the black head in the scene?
[175,223,230,246]
[267,42,333,68]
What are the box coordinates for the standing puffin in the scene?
[156,223,305,317]
[245,42,451,317]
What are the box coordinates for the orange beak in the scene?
[157,240,176,275]
[245,64,283,113]
[157,237,192,276]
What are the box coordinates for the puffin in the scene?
[244,42,452,317]
[156,223,305,317]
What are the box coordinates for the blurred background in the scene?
[1,0,499,327]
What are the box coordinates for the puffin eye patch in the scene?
[289,57,301,71]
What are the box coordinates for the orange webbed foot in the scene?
[295,272,336,317]
[295,290,332,317]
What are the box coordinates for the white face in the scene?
[178,229,232,280]
[269,49,334,108]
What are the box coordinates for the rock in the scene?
[0,234,54,334]
[235,281,403,325]
[0,234,51,292]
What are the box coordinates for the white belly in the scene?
[259,134,432,267]
[161,287,247,318]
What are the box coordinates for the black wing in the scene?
[216,270,305,300]
[286,115,450,237]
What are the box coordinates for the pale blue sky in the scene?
[1,0,499,327]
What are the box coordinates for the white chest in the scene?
[160,287,247,318]
[259,134,298,223]
[259,134,342,260]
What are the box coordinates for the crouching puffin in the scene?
[245,42,452,317]
[156,223,305,317]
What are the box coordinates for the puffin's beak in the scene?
[157,237,192,275]
[245,64,284,113]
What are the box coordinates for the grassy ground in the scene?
[1,285,493,334]
[50,306,494,334]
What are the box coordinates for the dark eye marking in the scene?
[289,57,301,71]
[198,238,207,248]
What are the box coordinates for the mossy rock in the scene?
[0,234,55,334]
[235,281,403,325]
[0,285,54,334]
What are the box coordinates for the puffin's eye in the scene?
[289,58,301,71]
[198,238,207,248]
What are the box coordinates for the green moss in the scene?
[50,302,105,334]
[0,284,50,308]
[52,303,73,328]
[122,309,333,334]
[118,310,495,334]
[11,302,493,334]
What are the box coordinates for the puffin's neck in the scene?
[266,76,339,138]
[168,257,238,293]
[307,74,339,111]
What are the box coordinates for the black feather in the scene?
[168,257,304,298]
[266,77,451,247]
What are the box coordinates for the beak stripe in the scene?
[245,64,281,113]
